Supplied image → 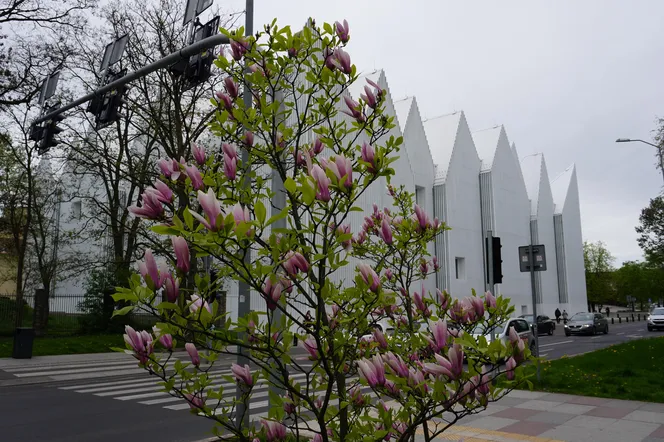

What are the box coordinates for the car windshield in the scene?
[570,313,593,321]
[471,323,501,335]
[521,315,534,323]
[652,308,664,315]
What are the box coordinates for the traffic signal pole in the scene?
[32,33,230,126]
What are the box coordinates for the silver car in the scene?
[647,307,664,331]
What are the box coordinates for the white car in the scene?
[647,307,664,332]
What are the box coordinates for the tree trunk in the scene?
[32,288,49,336]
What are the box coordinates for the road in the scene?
[0,319,660,442]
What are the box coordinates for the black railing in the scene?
[0,293,157,337]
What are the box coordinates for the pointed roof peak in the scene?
[473,125,508,171]
[393,96,415,133]
[552,163,577,213]
[424,112,467,185]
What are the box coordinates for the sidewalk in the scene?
[415,390,664,442]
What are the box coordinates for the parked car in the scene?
[519,314,556,336]
[472,318,536,354]
[564,312,609,336]
[647,307,664,331]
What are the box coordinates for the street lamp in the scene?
[616,138,664,185]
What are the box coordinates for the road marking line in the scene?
[617,332,625,335]
[539,353,548,358]
[627,335,643,338]
[4,360,139,373]
[591,336,602,340]
[539,340,573,347]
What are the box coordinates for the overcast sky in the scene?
[217,0,664,266]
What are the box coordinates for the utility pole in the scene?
[236,0,254,429]
[528,223,541,382]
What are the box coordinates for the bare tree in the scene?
[58,0,236,321]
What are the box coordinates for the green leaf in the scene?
[266,206,289,226]
[151,225,180,236]
[255,200,266,225]
[284,177,297,194]
[183,209,194,231]
[112,291,138,303]
[112,305,134,317]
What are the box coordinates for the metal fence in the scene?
[0,292,157,337]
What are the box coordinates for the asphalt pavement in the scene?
[0,319,659,442]
[533,317,656,359]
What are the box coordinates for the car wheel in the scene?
[565,331,570,337]
[604,324,608,334]
[648,326,653,332]
[548,327,554,335]
[591,326,596,335]
[530,341,537,356]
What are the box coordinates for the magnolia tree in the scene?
[114,18,534,442]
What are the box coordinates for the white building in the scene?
[46,68,588,319]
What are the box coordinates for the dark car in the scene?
[519,314,556,336]
[564,312,609,336]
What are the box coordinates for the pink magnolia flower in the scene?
[425,344,464,380]
[231,363,253,386]
[192,143,206,165]
[485,290,497,309]
[350,386,365,406]
[282,251,309,276]
[335,223,352,250]
[420,259,429,275]
[413,204,431,230]
[407,368,428,394]
[432,256,440,272]
[189,294,212,314]
[367,78,384,98]
[313,137,324,155]
[372,327,388,349]
[138,250,164,288]
[230,38,249,61]
[335,19,350,43]
[428,319,449,352]
[327,154,353,188]
[361,85,377,109]
[358,355,386,387]
[437,289,450,310]
[185,342,200,366]
[361,142,377,173]
[332,48,352,74]
[163,273,179,302]
[215,91,233,112]
[283,393,296,414]
[505,356,517,380]
[310,165,331,202]
[123,325,153,364]
[340,95,364,122]
[171,236,190,273]
[223,143,238,181]
[244,131,254,147]
[413,287,431,317]
[475,366,491,396]
[129,190,164,220]
[385,268,394,281]
[184,164,203,190]
[323,47,336,70]
[379,218,392,245]
[261,277,283,311]
[357,263,380,292]
[470,295,485,318]
[261,420,287,442]
[231,203,251,226]
[184,392,205,409]
[158,158,181,180]
[190,189,224,231]
[224,76,239,98]
[383,352,409,378]
[158,333,173,350]
[153,180,174,202]
[302,336,318,360]
[508,326,520,345]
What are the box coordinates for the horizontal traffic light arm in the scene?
[33,33,231,125]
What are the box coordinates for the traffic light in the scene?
[492,236,503,284]
[90,69,127,130]
[171,16,220,91]
[39,112,65,155]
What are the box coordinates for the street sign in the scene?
[519,245,547,272]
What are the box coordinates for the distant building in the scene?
[47,68,587,320]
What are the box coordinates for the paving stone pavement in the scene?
[414,390,664,441]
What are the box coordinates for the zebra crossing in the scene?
[2,356,364,420]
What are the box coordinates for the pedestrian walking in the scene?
[555,308,561,324]
[562,309,568,324]
[605,306,610,317]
